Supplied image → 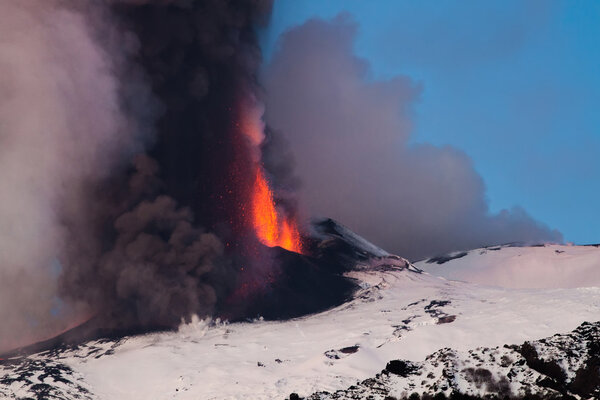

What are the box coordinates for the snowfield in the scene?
[1,245,599,399]
[416,243,600,289]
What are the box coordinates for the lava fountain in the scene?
[252,166,302,253]
[239,98,303,254]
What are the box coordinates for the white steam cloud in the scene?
[263,15,562,261]
[0,0,141,351]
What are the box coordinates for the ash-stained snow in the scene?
[1,246,599,399]
[0,339,117,399]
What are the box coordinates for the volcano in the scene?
[1,1,598,399]
[1,219,407,358]
[1,222,599,399]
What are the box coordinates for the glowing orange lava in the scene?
[252,167,302,253]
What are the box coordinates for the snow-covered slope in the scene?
[2,259,599,399]
[416,244,600,289]
[310,321,600,399]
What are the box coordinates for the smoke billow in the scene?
[0,0,146,351]
[0,0,274,352]
[60,0,280,331]
[263,15,562,261]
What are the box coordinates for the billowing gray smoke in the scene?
[58,0,276,334]
[0,0,145,352]
[0,0,273,352]
[263,15,562,261]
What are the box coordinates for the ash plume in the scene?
[60,0,276,331]
[0,0,274,352]
[263,15,563,261]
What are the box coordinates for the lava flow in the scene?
[252,166,303,253]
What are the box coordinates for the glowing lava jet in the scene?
[239,99,303,254]
[252,167,302,253]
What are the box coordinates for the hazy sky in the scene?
[260,0,600,246]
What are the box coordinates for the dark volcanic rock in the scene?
[5,218,407,359]
[385,360,421,377]
[426,252,468,265]
[307,321,600,400]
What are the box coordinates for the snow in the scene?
[313,320,600,399]
[416,244,600,289]
[2,246,600,399]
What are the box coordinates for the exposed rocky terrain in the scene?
[303,321,600,400]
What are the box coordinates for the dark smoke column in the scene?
[59,0,275,334]
[116,0,273,234]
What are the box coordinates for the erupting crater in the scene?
[251,166,302,253]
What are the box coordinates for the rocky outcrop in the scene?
[302,321,600,400]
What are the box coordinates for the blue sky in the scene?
[260,0,600,245]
